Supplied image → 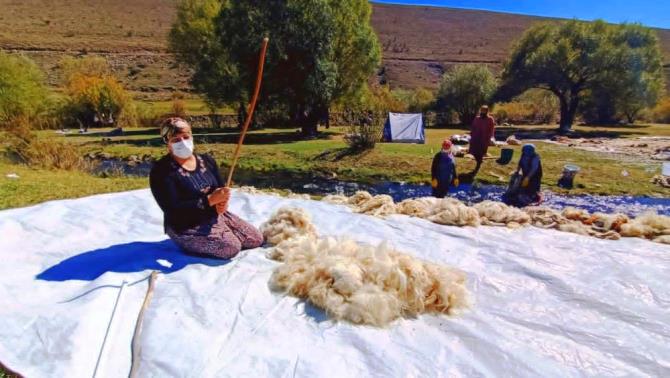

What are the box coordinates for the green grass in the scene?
[145,98,234,116]
[0,159,147,210]
[1,122,666,210]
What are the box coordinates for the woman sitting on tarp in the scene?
[431,139,459,198]
[150,118,264,259]
[503,144,543,207]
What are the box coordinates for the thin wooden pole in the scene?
[226,37,270,187]
[129,271,158,378]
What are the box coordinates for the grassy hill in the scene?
[0,0,668,98]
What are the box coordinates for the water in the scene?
[95,159,670,217]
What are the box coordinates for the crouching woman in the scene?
[150,117,263,259]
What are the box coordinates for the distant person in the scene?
[504,144,543,207]
[150,117,263,259]
[468,105,496,175]
[431,139,459,198]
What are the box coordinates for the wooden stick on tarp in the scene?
[129,271,158,378]
[225,37,270,187]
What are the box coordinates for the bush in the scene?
[343,109,385,150]
[0,52,50,127]
[5,117,85,170]
[59,56,135,129]
[493,89,558,124]
[648,97,670,123]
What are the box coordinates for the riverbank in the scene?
[1,123,668,210]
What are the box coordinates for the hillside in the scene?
[0,0,668,98]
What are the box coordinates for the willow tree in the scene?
[170,0,380,135]
[500,20,665,132]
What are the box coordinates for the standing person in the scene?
[150,117,264,259]
[431,139,459,198]
[468,105,496,175]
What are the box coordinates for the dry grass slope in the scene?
[0,1,668,96]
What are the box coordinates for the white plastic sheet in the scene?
[0,189,669,377]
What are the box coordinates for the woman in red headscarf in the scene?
[431,139,459,198]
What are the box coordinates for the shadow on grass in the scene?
[494,125,650,140]
[78,130,336,147]
[312,147,374,162]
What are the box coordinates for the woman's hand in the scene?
[207,187,231,206]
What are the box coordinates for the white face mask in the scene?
[171,138,194,159]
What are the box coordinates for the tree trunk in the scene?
[558,92,579,134]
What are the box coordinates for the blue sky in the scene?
[372,0,670,29]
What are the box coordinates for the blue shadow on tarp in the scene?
[36,239,229,282]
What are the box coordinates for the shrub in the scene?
[0,52,50,127]
[59,56,136,129]
[171,98,186,117]
[5,117,85,170]
[344,109,385,150]
[493,89,558,124]
[648,97,670,123]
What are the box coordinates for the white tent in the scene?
[383,112,425,143]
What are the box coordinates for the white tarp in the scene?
[0,189,669,377]
[383,112,425,143]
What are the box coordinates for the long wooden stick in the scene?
[226,37,270,187]
[129,271,158,378]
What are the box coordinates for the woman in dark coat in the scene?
[149,118,263,259]
[431,139,459,198]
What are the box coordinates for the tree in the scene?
[500,20,665,132]
[60,57,134,129]
[436,64,497,125]
[0,52,49,126]
[169,0,380,135]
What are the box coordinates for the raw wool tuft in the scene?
[562,207,591,222]
[347,191,374,206]
[525,206,568,229]
[321,194,350,205]
[426,198,481,227]
[620,211,670,240]
[589,212,629,232]
[653,235,670,244]
[287,192,312,200]
[267,235,469,326]
[474,201,530,228]
[260,207,317,246]
[353,194,397,217]
[396,197,440,218]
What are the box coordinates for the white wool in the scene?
[287,192,312,200]
[525,206,567,228]
[321,194,350,205]
[268,235,468,326]
[260,207,317,246]
[396,197,440,218]
[347,191,374,206]
[653,235,670,244]
[591,212,629,231]
[474,201,530,227]
[237,186,266,195]
[562,207,591,222]
[426,198,481,227]
[620,211,670,241]
[353,194,397,217]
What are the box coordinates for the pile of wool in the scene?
[474,201,530,228]
[267,235,469,326]
[620,211,670,240]
[562,207,591,222]
[353,194,397,217]
[587,212,629,232]
[525,206,569,229]
[426,198,481,227]
[321,194,350,205]
[260,207,318,245]
[396,197,440,218]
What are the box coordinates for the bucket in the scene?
[558,164,581,189]
[663,162,670,176]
